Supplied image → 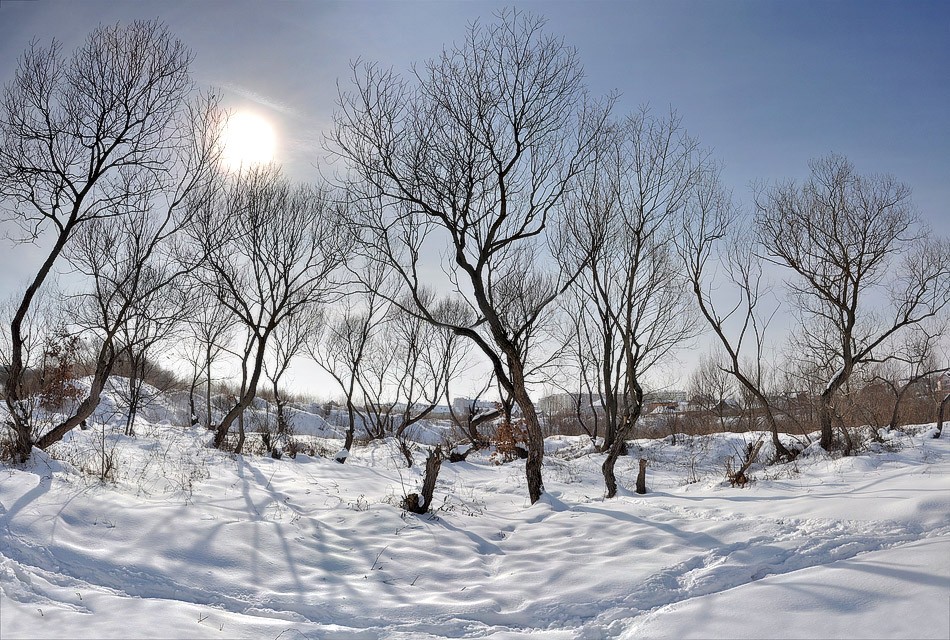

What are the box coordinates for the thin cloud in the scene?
[218,82,300,118]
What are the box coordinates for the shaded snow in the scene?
[1,385,948,639]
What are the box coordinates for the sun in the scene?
[221,111,277,169]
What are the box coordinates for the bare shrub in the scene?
[489,416,529,465]
[38,329,85,413]
[725,438,764,488]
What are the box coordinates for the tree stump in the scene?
[403,446,443,514]
[635,458,647,494]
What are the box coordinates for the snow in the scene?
[825,366,846,395]
[1,383,948,639]
[629,537,950,639]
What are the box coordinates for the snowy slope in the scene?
[1,391,948,639]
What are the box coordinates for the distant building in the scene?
[937,371,950,393]
[537,392,603,414]
[386,402,453,419]
[452,397,499,415]
[643,390,688,404]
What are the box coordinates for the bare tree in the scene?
[111,278,191,436]
[552,288,607,444]
[308,282,389,461]
[867,323,948,431]
[402,445,444,514]
[331,10,609,503]
[755,154,950,451]
[265,309,322,439]
[0,290,84,446]
[177,286,234,428]
[381,295,470,441]
[221,325,258,454]
[559,109,702,498]
[59,173,211,448]
[0,21,221,461]
[688,350,737,434]
[679,169,798,461]
[192,166,347,450]
[341,293,470,468]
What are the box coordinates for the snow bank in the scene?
[1,386,948,639]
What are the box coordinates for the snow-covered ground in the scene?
[1,384,948,639]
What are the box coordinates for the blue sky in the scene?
[1,0,946,217]
[0,0,947,394]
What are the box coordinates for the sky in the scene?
[0,0,947,399]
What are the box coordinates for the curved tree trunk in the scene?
[5,227,74,462]
[213,334,268,449]
[235,411,246,454]
[888,385,909,431]
[820,366,851,451]
[511,381,545,504]
[338,399,357,463]
[603,376,644,499]
[35,342,118,450]
[603,411,642,498]
[505,357,544,504]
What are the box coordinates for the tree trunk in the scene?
[635,458,647,494]
[727,439,764,487]
[888,385,910,431]
[509,363,544,504]
[336,398,357,463]
[819,389,837,451]
[935,393,948,439]
[35,342,117,450]
[273,378,288,435]
[820,360,854,451]
[188,374,199,427]
[468,408,500,447]
[602,437,624,499]
[763,407,794,462]
[5,227,74,462]
[213,334,267,449]
[124,355,141,437]
[602,412,640,499]
[205,344,213,429]
[235,410,246,454]
[818,393,835,451]
[403,446,443,514]
[603,393,618,453]
[603,374,644,498]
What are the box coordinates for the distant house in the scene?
[645,402,679,415]
[937,371,950,393]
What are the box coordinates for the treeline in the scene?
[1,13,948,505]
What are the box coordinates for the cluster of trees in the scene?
[2,14,948,505]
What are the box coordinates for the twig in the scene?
[372,545,389,571]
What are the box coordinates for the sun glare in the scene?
[222,111,277,169]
